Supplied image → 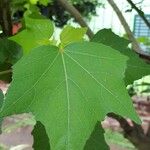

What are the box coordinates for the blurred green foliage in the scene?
[137,36,150,46]
[11,0,103,27]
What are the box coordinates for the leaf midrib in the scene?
[61,53,71,150]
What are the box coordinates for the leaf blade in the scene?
[9,13,54,54]
[60,26,87,48]
[91,29,150,85]
[1,42,140,149]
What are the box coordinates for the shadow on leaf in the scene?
[84,121,109,150]
[32,121,51,150]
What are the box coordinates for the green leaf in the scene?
[0,39,22,82]
[84,122,109,150]
[0,39,23,65]
[0,42,140,149]
[92,29,150,85]
[29,0,51,5]
[30,0,38,4]
[60,26,87,48]
[91,29,130,54]
[32,121,50,150]
[25,3,40,14]
[38,0,51,6]
[0,63,12,82]
[9,12,54,54]
[32,121,109,150]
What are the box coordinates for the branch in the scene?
[126,0,150,30]
[146,123,150,137]
[0,69,12,76]
[108,113,150,150]
[0,0,12,36]
[57,0,94,39]
[107,0,142,53]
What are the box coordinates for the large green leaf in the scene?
[91,29,150,85]
[0,42,140,149]
[32,121,109,150]
[9,12,54,54]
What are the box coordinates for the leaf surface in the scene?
[60,26,87,48]
[38,0,50,5]
[0,39,23,64]
[0,42,140,149]
[84,122,109,150]
[91,29,150,85]
[32,121,50,150]
[9,13,54,54]
[0,39,23,82]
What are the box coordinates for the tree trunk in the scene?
[0,0,12,36]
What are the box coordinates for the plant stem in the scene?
[0,69,12,75]
[108,113,150,150]
[57,0,94,39]
[107,0,142,53]
[126,0,150,30]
